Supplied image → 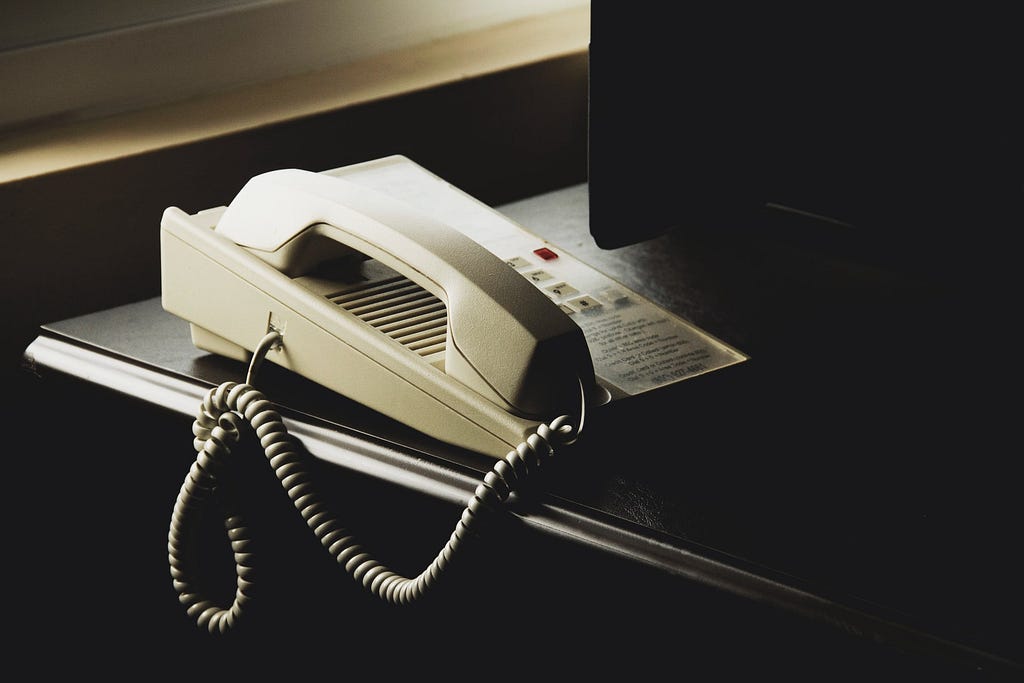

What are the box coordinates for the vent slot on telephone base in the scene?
[296,257,449,370]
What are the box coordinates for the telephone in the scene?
[160,156,746,634]
[161,166,606,457]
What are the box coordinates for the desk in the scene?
[22,184,1021,677]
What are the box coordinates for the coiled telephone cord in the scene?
[168,331,582,634]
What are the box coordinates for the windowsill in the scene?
[0,5,589,185]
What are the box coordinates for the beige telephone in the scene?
[161,167,602,457]
[160,165,606,634]
[161,159,745,635]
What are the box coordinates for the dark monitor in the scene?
[585,12,1023,672]
[587,7,1021,276]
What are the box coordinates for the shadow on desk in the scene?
[9,369,993,680]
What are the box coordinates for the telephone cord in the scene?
[168,331,581,634]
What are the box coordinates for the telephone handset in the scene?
[161,166,602,633]
[161,168,603,457]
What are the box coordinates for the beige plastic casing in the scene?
[160,169,596,457]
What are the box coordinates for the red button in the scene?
[533,247,558,260]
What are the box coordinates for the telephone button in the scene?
[533,247,559,260]
[596,286,629,305]
[566,295,602,313]
[524,270,553,283]
[544,282,579,299]
[504,256,531,269]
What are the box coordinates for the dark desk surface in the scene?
[24,184,1022,675]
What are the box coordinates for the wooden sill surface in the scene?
[0,5,589,184]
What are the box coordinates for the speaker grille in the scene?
[328,275,447,364]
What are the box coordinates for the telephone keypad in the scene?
[506,250,613,316]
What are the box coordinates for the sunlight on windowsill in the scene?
[0,6,588,184]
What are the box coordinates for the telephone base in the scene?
[191,323,250,363]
